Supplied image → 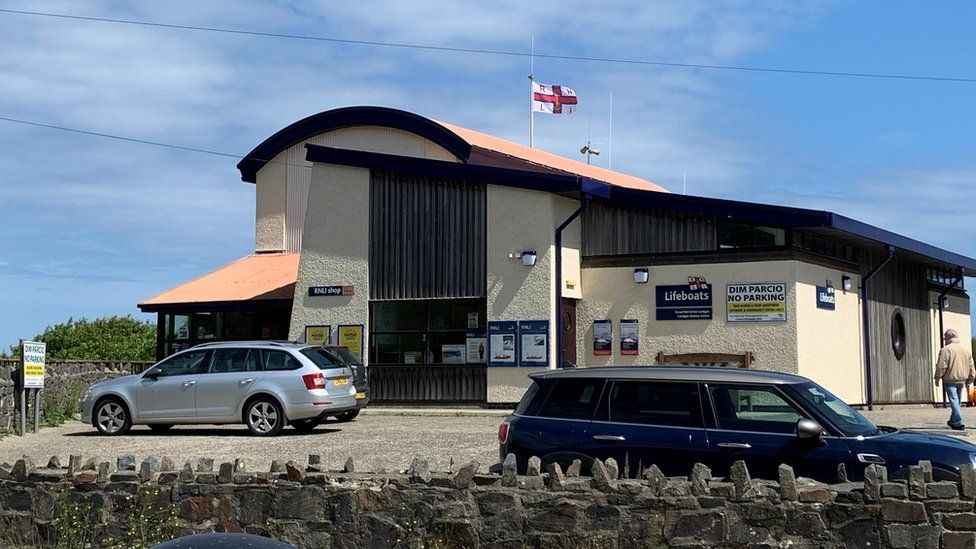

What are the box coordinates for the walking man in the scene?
[934,329,975,430]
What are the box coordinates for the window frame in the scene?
[534,378,606,421]
[597,379,706,429]
[206,348,259,374]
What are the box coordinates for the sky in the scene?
[1,1,975,347]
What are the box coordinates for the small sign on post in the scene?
[20,340,45,435]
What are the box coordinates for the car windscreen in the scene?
[790,382,877,437]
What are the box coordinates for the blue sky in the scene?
[1,1,974,347]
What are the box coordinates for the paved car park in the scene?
[0,405,971,471]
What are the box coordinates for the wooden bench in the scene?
[655,351,754,368]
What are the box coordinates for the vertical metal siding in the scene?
[863,253,933,403]
[369,171,486,299]
[284,144,310,252]
[582,202,716,256]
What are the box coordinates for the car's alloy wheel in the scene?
[246,399,283,436]
[95,401,131,435]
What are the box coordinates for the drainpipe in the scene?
[936,266,965,408]
[555,193,591,369]
[862,245,895,411]
[937,266,964,348]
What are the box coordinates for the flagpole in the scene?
[608,91,613,170]
[529,35,535,148]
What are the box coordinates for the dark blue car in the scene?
[498,367,976,482]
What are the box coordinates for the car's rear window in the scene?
[536,379,604,420]
[300,348,341,369]
[514,382,542,415]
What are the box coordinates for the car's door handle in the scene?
[592,435,626,442]
[239,378,254,385]
[182,380,196,387]
[717,442,752,450]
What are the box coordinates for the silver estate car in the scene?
[80,341,358,436]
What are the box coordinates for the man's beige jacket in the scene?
[934,337,976,384]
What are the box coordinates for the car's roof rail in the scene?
[190,340,300,349]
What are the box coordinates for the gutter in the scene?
[861,245,895,411]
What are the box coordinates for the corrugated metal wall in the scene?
[369,171,486,299]
[582,202,716,256]
[864,254,933,403]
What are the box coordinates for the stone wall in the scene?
[3,453,976,548]
[0,360,148,433]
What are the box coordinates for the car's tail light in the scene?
[498,422,510,444]
[303,372,326,390]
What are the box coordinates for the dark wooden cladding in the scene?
[367,365,487,402]
[863,253,933,404]
[370,171,486,299]
[582,202,716,257]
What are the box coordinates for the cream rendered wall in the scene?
[253,125,460,252]
[288,164,370,356]
[485,187,581,402]
[255,159,286,252]
[794,263,864,405]
[577,261,799,373]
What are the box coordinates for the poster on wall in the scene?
[21,340,46,389]
[816,284,836,310]
[656,277,713,320]
[620,319,639,355]
[519,320,549,366]
[441,344,466,364]
[593,320,612,356]
[337,325,364,362]
[727,283,788,322]
[488,321,518,366]
[465,334,487,363]
[304,325,331,345]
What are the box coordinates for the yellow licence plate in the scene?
[356,392,366,399]
[333,377,349,386]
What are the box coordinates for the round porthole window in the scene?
[891,309,906,361]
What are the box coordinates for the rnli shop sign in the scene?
[656,277,712,320]
[727,283,787,323]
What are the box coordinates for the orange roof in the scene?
[139,253,299,309]
[437,121,668,193]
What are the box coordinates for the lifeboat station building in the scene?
[139,106,975,407]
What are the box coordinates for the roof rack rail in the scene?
[190,340,299,349]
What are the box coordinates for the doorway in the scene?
[561,298,578,367]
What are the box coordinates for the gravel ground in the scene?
[0,411,505,471]
[2,405,973,471]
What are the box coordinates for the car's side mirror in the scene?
[796,418,824,440]
[144,367,163,379]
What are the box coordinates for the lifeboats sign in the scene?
[727,283,787,323]
[655,277,713,320]
[21,340,46,388]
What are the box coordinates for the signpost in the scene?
[20,340,45,435]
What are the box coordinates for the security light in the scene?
[521,251,537,267]
[634,268,649,284]
[842,275,852,292]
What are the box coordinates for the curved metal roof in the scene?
[529,366,810,384]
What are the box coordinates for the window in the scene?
[891,309,906,360]
[157,350,210,377]
[718,222,786,249]
[514,382,542,416]
[262,350,302,371]
[537,379,604,420]
[927,266,964,288]
[300,348,340,369]
[369,299,486,364]
[790,382,877,437]
[209,349,258,374]
[709,384,804,434]
[607,381,703,428]
[792,231,858,263]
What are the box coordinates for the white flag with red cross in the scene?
[532,82,578,114]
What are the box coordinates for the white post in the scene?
[608,92,613,170]
[529,36,535,148]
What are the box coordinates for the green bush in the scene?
[7,315,156,361]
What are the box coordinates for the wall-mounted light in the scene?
[520,250,537,267]
[634,268,649,284]
[941,296,950,309]
[842,275,852,292]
